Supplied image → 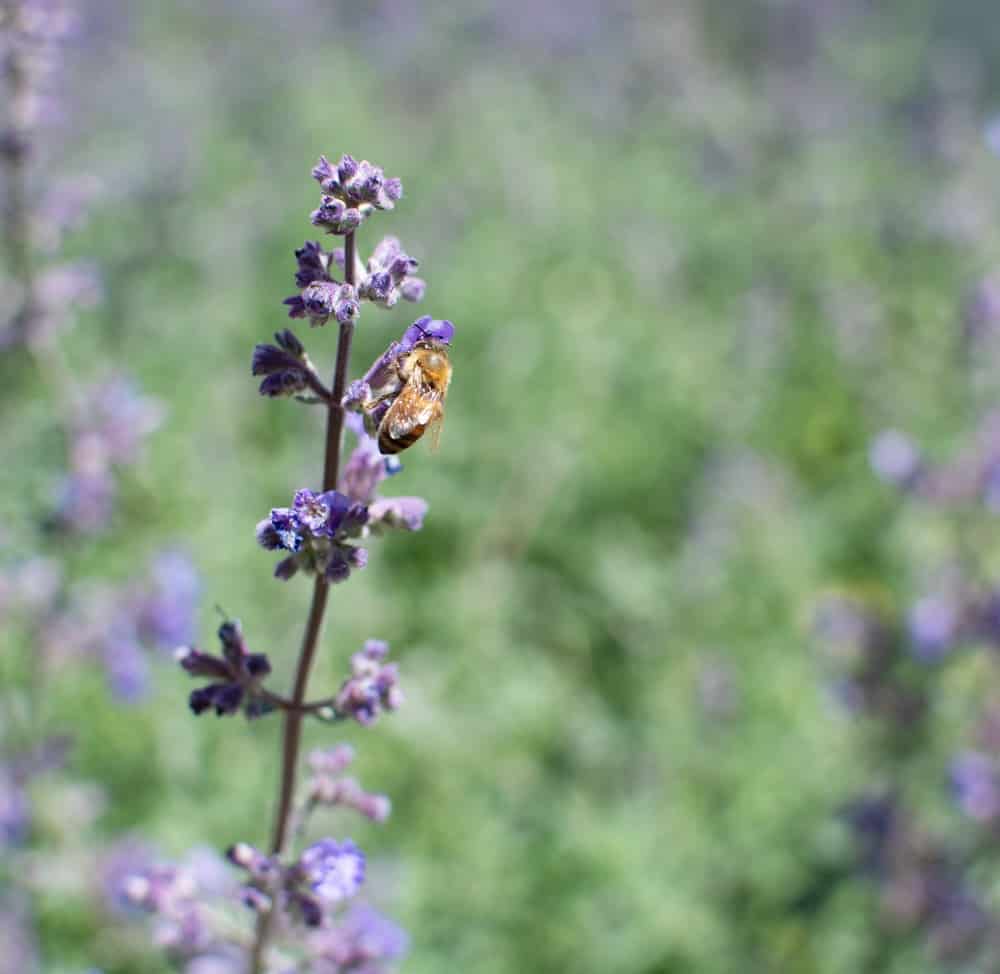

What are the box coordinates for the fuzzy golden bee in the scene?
[368,340,453,455]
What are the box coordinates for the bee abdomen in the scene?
[378,425,425,455]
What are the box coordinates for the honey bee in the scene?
[370,340,452,455]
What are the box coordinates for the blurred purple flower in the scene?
[870,430,922,489]
[309,904,409,972]
[134,550,200,649]
[907,596,960,662]
[950,752,1000,823]
[306,746,391,824]
[298,839,366,905]
[335,640,403,726]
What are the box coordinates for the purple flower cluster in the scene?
[844,795,990,963]
[308,904,409,973]
[306,745,392,824]
[870,413,1000,512]
[335,640,403,726]
[6,550,199,702]
[52,374,164,534]
[177,619,272,718]
[251,328,322,398]
[118,847,235,958]
[355,236,426,309]
[311,154,403,232]
[256,488,369,583]
[229,837,366,929]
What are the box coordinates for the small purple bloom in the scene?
[294,240,332,288]
[870,429,922,488]
[950,751,1000,823]
[178,619,272,719]
[299,839,366,904]
[335,639,403,725]
[310,904,409,968]
[907,596,960,662]
[368,496,428,532]
[269,508,302,552]
[252,329,314,398]
[402,315,454,348]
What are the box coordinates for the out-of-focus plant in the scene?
[812,406,1000,968]
[120,153,454,972]
[1,2,199,968]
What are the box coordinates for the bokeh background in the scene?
[9,0,1000,971]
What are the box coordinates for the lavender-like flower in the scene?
[308,904,409,971]
[177,619,272,718]
[335,640,403,726]
[356,236,425,309]
[256,488,368,583]
[151,152,442,972]
[305,746,391,823]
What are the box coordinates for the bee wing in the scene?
[386,385,443,440]
[426,405,445,453]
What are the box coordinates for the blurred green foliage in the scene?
[8,1,1000,972]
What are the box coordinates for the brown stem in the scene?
[249,230,357,974]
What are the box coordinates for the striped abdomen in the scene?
[378,423,427,455]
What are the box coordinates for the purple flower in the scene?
[298,839,366,905]
[310,195,364,236]
[309,904,409,969]
[135,550,200,648]
[335,640,403,726]
[950,752,1000,823]
[357,236,425,309]
[294,240,333,288]
[257,489,368,583]
[285,280,359,328]
[368,496,428,533]
[306,746,391,824]
[907,596,960,662]
[177,619,272,719]
[252,329,315,398]
[312,155,403,217]
[870,429,923,489]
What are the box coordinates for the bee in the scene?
[369,340,452,455]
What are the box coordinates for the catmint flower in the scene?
[335,640,403,726]
[870,429,923,488]
[357,236,425,309]
[950,752,1000,823]
[305,746,391,824]
[256,489,368,583]
[51,374,164,533]
[120,864,213,954]
[252,328,318,397]
[308,904,409,970]
[134,550,200,648]
[311,154,402,212]
[907,596,961,662]
[294,240,334,287]
[368,496,428,533]
[285,281,360,328]
[310,195,364,236]
[177,619,272,718]
[298,839,366,907]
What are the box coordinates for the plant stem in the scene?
[249,231,357,974]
